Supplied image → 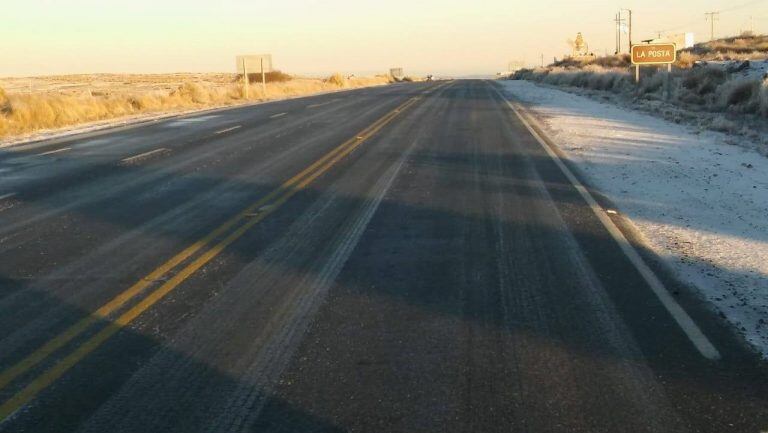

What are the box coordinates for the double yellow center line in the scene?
[0,88,436,420]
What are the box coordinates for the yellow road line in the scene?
[0,95,419,395]
[0,95,423,420]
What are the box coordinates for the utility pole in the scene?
[621,9,633,51]
[705,12,720,41]
[614,13,623,53]
[540,53,544,68]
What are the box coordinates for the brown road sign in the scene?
[631,43,677,65]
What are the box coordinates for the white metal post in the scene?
[261,58,267,96]
[666,63,672,101]
[242,58,249,99]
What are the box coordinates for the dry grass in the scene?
[244,70,293,84]
[675,35,768,67]
[515,66,633,92]
[690,35,768,56]
[0,73,391,140]
[512,34,768,119]
[512,63,768,118]
[325,73,348,87]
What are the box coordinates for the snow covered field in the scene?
[501,80,768,357]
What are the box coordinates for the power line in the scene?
[720,0,767,14]
[656,0,767,35]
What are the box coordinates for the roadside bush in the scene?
[0,88,8,135]
[682,66,726,96]
[326,73,348,87]
[719,79,761,112]
[638,71,667,96]
[676,52,699,69]
[0,87,11,115]
[710,115,737,132]
[760,78,768,117]
[244,70,293,84]
[591,54,631,68]
[170,82,211,104]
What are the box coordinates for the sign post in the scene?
[241,58,249,99]
[236,55,273,98]
[631,43,677,99]
[260,58,267,96]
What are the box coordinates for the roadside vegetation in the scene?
[510,35,768,143]
[0,72,392,141]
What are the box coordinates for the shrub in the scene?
[638,71,667,95]
[760,78,768,117]
[710,115,738,133]
[0,87,11,115]
[170,82,211,104]
[325,73,348,87]
[243,70,293,84]
[719,79,760,111]
[676,52,699,69]
[592,54,631,68]
[682,66,726,96]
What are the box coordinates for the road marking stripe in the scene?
[214,125,242,135]
[306,100,338,109]
[269,112,287,119]
[494,86,721,361]
[0,95,423,420]
[120,148,170,165]
[0,95,418,391]
[36,147,71,156]
[0,193,16,201]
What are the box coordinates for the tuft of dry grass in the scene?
[690,35,768,57]
[514,65,633,92]
[244,70,293,84]
[325,73,348,88]
[676,52,699,69]
[513,61,768,118]
[0,74,391,140]
[718,78,763,114]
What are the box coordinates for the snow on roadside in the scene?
[501,80,768,357]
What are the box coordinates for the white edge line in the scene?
[494,86,721,361]
[214,125,242,135]
[121,148,170,164]
[36,147,72,156]
[306,100,338,109]
[0,193,17,201]
[269,112,288,119]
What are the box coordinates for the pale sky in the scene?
[2,0,767,77]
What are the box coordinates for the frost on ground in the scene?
[501,80,768,357]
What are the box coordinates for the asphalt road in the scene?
[0,80,766,432]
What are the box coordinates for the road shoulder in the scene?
[499,79,768,359]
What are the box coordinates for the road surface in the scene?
[0,80,766,432]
